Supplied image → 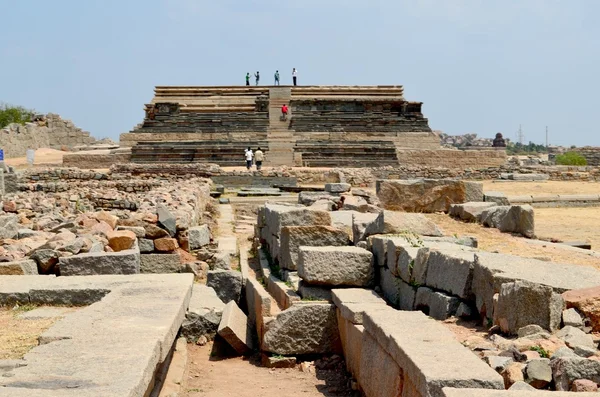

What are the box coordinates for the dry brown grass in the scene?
[0,307,62,360]
[535,207,600,249]
[425,213,600,269]
[481,180,600,196]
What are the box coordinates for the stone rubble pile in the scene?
[0,178,213,276]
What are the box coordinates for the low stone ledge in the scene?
[58,249,141,276]
[0,274,193,397]
[442,388,599,397]
[266,274,301,310]
[362,307,504,397]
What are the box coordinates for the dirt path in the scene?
[481,180,600,196]
[535,207,600,249]
[183,343,357,397]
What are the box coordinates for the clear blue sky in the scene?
[1,0,598,146]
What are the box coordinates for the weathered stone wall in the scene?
[62,152,131,169]
[0,114,96,158]
[396,148,506,169]
[574,147,600,166]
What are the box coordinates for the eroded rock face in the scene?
[262,303,341,355]
[377,179,483,213]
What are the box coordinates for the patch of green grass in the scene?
[301,296,321,301]
[555,151,587,166]
[284,280,293,288]
[529,346,549,358]
[187,388,205,393]
[408,280,421,288]
[11,304,37,314]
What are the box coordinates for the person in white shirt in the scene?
[292,68,298,86]
[245,147,254,170]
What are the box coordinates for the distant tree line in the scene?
[505,141,548,155]
[0,103,35,129]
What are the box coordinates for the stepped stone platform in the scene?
[121,85,444,167]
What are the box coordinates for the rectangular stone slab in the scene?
[0,274,193,397]
[217,301,253,354]
[362,307,504,396]
[297,246,374,287]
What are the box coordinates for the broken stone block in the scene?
[264,203,331,237]
[325,183,351,193]
[181,284,225,342]
[156,204,177,237]
[116,226,145,238]
[449,202,498,222]
[525,358,552,389]
[297,246,374,287]
[0,260,38,275]
[556,326,595,349]
[0,214,19,239]
[262,303,341,355]
[154,237,179,252]
[261,354,296,368]
[212,252,231,270]
[415,286,434,313]
[207,270,243,304]
[189,225,211,250]
[562,308,584,329]
[485,356,513,373]
[481,205,535,238]
[297,281,332,301]
[217,301,253,355]
[144,224,169,239]
[398,280,418,311]
[107,230,137,252]
[279,225,349,271]
[508,380,536,391]
[95,211,118,229]
[501,362,526,388]
[572,345,596,358]
[562,286,600,332]
[571,379,599,392]
[456,302,475,318]
[30,249,60,274]
[495,280,564,335]
[138,238,154,253]
[551,357,600,391]
[425,249,475,299]
[428,291,460,320]
[379,266,401,307]
[140,253,181,273]
[58,249,140,275]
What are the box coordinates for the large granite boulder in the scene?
[297,246,374,287]
[376,179,483,213]
[449,202,498,222]
[279,225,350,270]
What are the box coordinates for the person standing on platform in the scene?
[274,70,280,85]
[245,147,253,169]
[254,71,260,85]
[254,147,264,170]
[245,73,250,86]
[292,68,298,86]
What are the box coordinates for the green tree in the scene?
[0,103,35,128]
[555,151,587,166]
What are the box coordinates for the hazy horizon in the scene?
[1,0,598,146]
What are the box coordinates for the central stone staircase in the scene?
[265,87,295,166]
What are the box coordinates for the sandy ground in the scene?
[535,207,600,249]
[425,213,600,268]
[4,148,66,168]
[481,180,600,196]
[0,307,61,359]
[183,342,358,397]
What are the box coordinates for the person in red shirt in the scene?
[281,104,289,120]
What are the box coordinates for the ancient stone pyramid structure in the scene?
[120,85,439,167]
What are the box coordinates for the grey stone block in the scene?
[551,357,600,391]
[297,246,374,287]
[398,280,417,311]
[262,303,341,355]
[429,291,460,320]
[279,225,349,271]
[207,270,243,304]
[217,301,253,354]
[189,225,211,250]
[116,226,145,238]
[495,280,564,335]
[556,326,595,349]
[182,284,225,342]
[58,249,140,276]
[525,358,552,389]
[379,266,402,307]
[297,281,332,301]
[138,238,154,253]
[325,183,351,193]
[157,203,177,237]
[0,260,38,275]
[562,308,584,329]
[140,253,181,273]
[425,249,475,299]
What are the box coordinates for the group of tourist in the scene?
[246,68,298,86]
[244,147,264,170]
